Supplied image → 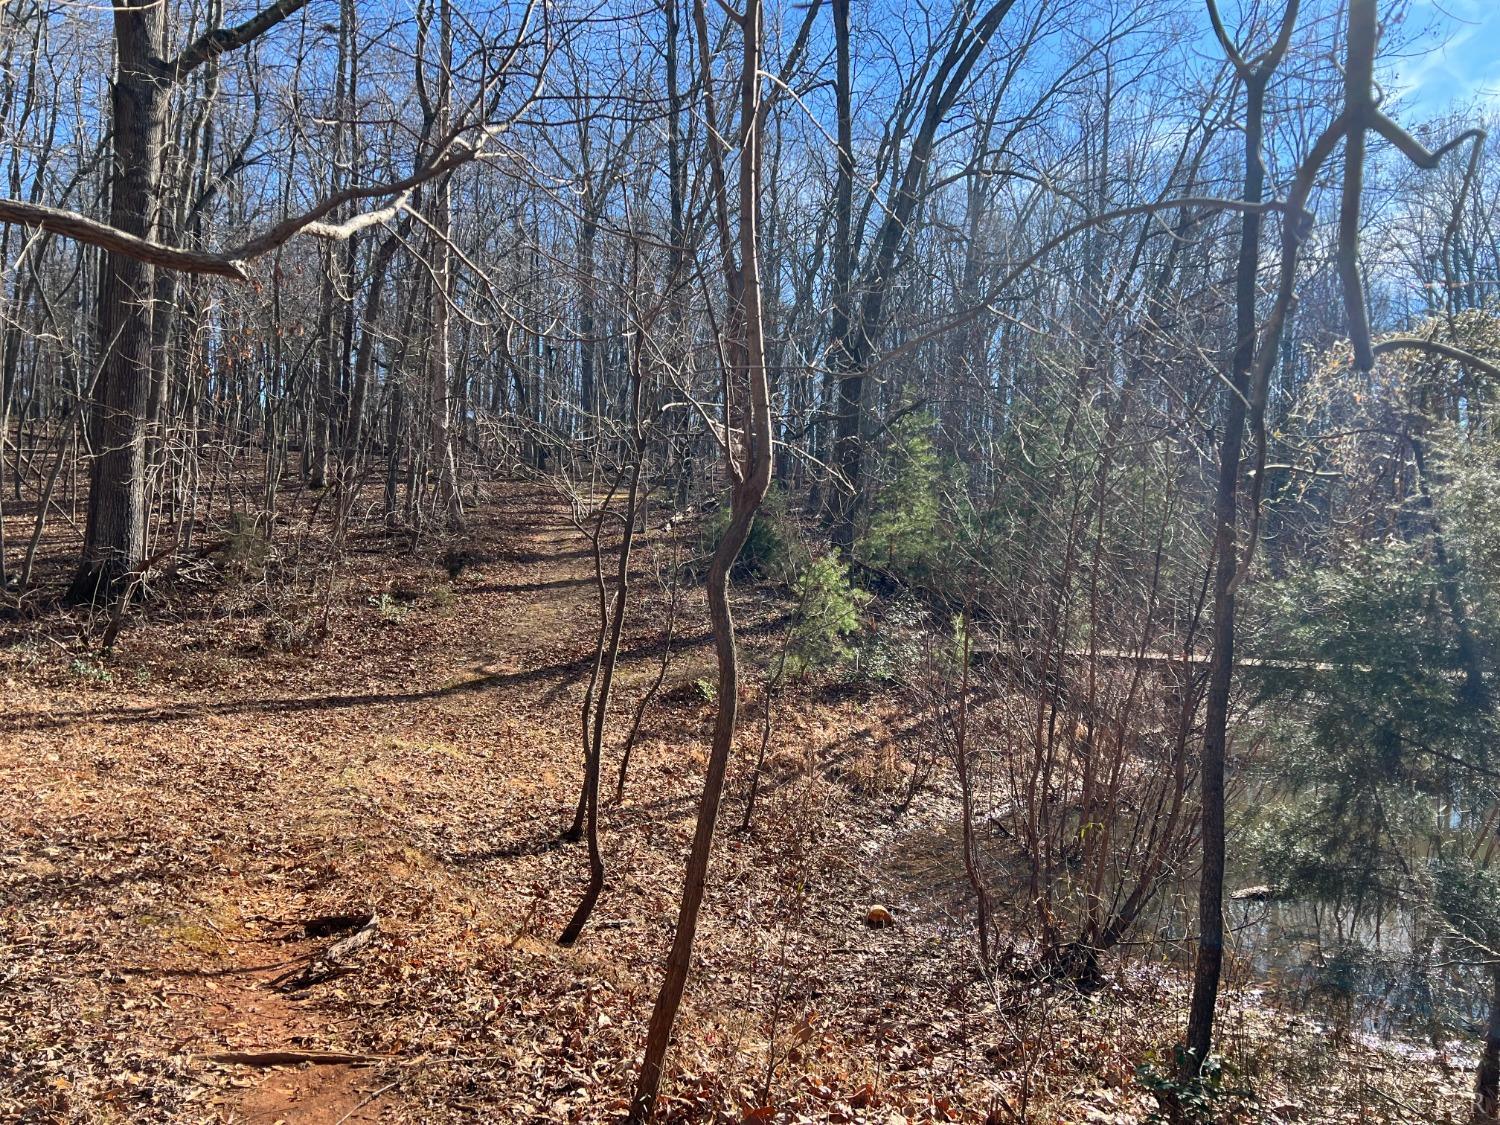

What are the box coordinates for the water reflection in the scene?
[1221,894,1487,1054]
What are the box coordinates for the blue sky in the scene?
[1397,0,1500,114]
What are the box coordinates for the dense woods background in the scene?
[4,0,1500,1120]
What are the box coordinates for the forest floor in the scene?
[0,478,1480,1123]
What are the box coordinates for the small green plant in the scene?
[428,583,456,611]
[854,592,928,685]
[8,639,42,671]
[781,554,871,681]
[862,413,944,579]
[1136,1048,1251,1124]
[69,658,114,684]
[693,676,717,702]
[369,592,409,624]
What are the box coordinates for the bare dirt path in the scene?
[3,484,627,1121]
[0,482,933,1122]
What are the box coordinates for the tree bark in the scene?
[69,0,169,602]
[65,0,314,600]
[629,0,772,1112]
[1478,964,1500,1124]
[1183,69,1267,1081]
[1185,0,1303,1072]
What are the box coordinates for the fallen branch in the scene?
[207,1049,389,1067]
[270,912,379,992]
[333,1078,403,1123]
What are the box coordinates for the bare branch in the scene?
[0,115,521,280]
[1370,112,1485,171]
[866,196,1301,376]
[0,198,249,280]
[1372,337,1500,380]
[1203,0,1247,74]
[167,0,313,83]
[225,140,485,260]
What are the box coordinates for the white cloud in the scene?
[1398,0,1500,113]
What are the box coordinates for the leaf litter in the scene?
[0,481,1472,1123]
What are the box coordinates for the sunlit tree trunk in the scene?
[630,0,772,1113]
[70,0,168,601]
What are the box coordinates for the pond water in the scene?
[1222,895,1490,1044]
[876,790,1491,1056]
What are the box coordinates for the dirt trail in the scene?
[1,484,631,1121]
[3,482,929,1123]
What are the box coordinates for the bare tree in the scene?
[0,0,544,600]
[1184,0,1488,1082]
[630,0,774,1111]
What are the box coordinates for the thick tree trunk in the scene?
[1478,965,1500,1123]
[70,0,168,602]
[309,283,334,489]
[830,363,862,551]
[578,215,598,431]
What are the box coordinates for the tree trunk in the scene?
[629,0,771,1111]
[70,0,167,601]
[822,0,853,541]
[344,227,404,466]
[1478,965,1500,1124]
[559,447,644,945]
[425,0,461,526]
[825,0,1017,552]
[1183,71,1268,1077]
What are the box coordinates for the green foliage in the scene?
[1435,425,1500,634]
[700,485,805,583]
[1240,318,1500,1038]
[853,592,930,685]
[1249,803,1376,906]
[69,658,113,684]
[1247,528,1500,1044]
[1428,855,1500,961]
[369,592,410,624]
[1137,1049,1251,1124]
[780,554,871,682]
[1251,540,1491,913]
[1305,940,1371,1022]
[861,414,944,578]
